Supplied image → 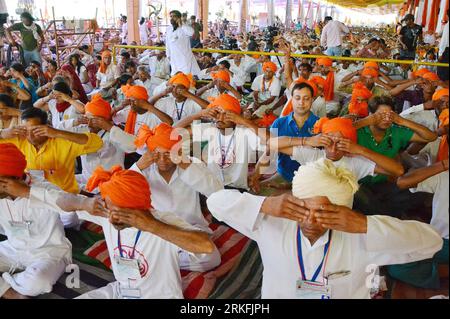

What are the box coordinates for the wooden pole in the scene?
[52,6,60,68]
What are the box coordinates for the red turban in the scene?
[211,70,231,83]
[207,93,241,114]
[348,82,373,118]
[313,117,357,143]
[262,61,278,72]
[361,68,379,78]
[0,144,27,178]
[86,166,151,210]
[422,72,440,82]
[168,73,195,89]
[432,88,449,101]
[134,123,182,151]
[85,94,112,120]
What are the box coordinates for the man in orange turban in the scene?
[196,69,242,101]
[316,57,335,102]
[434,89,449,162]
[364,62,379,70]
[413,68,431,79]
[149,72,209,124]
[250,59,282,118]
[207,93,242,115]
[48,164,215,299]
[0,143,72,300]
[94,50,120,101]
[348,82,373,118]
[85,94,112,120]
[135,123,182,152]
[422,72,440,82]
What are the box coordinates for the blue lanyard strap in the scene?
[118,230,142,259]
[218,131,236,167]
[175,101,186,121]
[296,227,332,282]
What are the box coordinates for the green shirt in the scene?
[358,125,414,185]
[11,23,42,51]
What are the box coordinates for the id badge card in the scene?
[296,279,331,299]
[114,256,141,281]
[8,221,32,237]
[120,286,141,299]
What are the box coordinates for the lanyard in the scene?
[218,131,236,168]
[4,200,24,223]
[118,230,142,259]
[175,101,186,121]
[297,227,332,282]
[261,77,274,93]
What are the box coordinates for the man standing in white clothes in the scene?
[166,10,201,76]
[320,16,349,57]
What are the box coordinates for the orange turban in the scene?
[309,76,326,90]
[422,72,440,82]
[207,93,242,114]
[211,70,231,83]
[0,144,27,178]
[85,94,112,120]
[262,61,278,72]
[437,109,449,162]
[364,62,379,70]
[134,123,182,151]
[348,82,372,118]
[413,68,431,78]
[432,88,449,101]
[316,57,333,67]
[86,166,151,210]
[168,73,195,89]
[280,79,318,117]
[313,117,357,143]
[99,51,112,74]
[256,113,278,128]
[361,68,379,78]
[122,84,149,101]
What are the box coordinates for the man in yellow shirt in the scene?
[0,108,103,195]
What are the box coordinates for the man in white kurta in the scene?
[28,167,214,299]
[0,145,71,299]
[166,10,200,76]
[206,159,442,299]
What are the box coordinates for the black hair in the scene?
[125,61,137,71]
[53,81,73,97]
[342,49,351,57]
[368,37,379,44]
[47,59,57,69]
[140,17,145,25]
[203,52,213,58]
[79,45,89,51]
[20,12,35,22]
[219,60,231,70]
[21,107,48,125]
[121,51,131,59]
[69,54,85,74]
[368,96,395,114]
[324,16,333,22]
[118,73,133,86]
[292,82,314,97]
[0,94,15,108]
[191,15,196,20]
[11,63,26,73]
[299,63,313,73]
[170,10,182,18]
[31,60,41,67]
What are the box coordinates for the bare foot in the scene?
[1,288,29,299]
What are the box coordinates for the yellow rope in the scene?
[112,45,450,67]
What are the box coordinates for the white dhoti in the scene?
[0,243,67,297]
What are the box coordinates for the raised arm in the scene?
[133,99,174,125]
[392,111,438,143]
[397,160,448,189]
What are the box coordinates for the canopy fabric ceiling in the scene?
[323,0,404,8]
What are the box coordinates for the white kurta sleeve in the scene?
[180,24,195,37]
[400,104,425,116]
[363,215,443,266]
[206,190,266,241]
[178,159,224,197]
[109,126,137,153]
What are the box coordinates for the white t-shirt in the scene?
[251,75,282,107]
[131,158,223,232]
[96,64,121,89]
[291,147,376,181]
[400,104,439,132]
[155,97,202,124]
[193,124,265,190]
[48,99,81,130]
[411,171,449,239]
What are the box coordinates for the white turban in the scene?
[292,159,359,208]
